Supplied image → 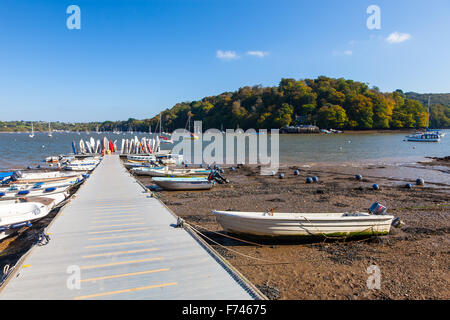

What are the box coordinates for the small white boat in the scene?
[64,164,97,171]
[64,158,100,171]
[90,137,96,151]
[152,177,214,190]
[157,154,184,166]
[135,167,210,177]
[79,140,86,154]
[0,183,71,199]
[1,177,81,192]
[212,205,395,238]
[0,202,51,240]
[45,156,60,163]
[127,155,156,161]
[0,191,70,206]
[9,171,85,184]
[3,175,84,189]
[123,162,155,169]
[406,132,440,142]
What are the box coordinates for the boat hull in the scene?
[0,202,51,240]
[134,168,210,177]
[153,179,213,191]
[212,211,394,238]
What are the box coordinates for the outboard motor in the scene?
[11,171,22,181]
[369,202,387,215]
[211,170,229,184]
[207,170,215,181]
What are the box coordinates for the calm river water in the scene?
[0,130,448,170]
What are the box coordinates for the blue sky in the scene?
[0,0,449,122]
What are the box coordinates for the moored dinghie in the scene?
[152,177,214,190]
[0,202,51,240]
[79,140,86,154]
[151,170,228,190]
[212,202,395,238]
[96,139,101,153]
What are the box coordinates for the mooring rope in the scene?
[185,221,267,247]
[187,224,281,264]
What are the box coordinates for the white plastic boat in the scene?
[0,202,51,240]
[157,154,184,166]
[133,167,210,177]
[211,209,394,238]
[0,184,71,201]
[0,191,69,207]
[152,177,214,190]
[127,155,156,161]
[3,175,84,189]
[10,171,85,184]
[63,157,101,171]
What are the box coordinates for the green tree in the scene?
[318,105,348,129]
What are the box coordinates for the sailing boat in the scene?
[184,114,199,140]
[425,96,445,138]
[159,113,174,144]
[48,123,53,137]
[29,123,35,138]
[406,97,441,142]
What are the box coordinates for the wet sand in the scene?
[136,158,450,300]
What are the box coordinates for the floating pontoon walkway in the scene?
[0,155,260,300]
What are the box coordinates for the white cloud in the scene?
[247,51,269,58]
[386,32,411,44]
[216,50,239,60]
[332,49,353,56]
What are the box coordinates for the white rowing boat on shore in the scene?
[0,191,69,207]
[133,167,210,177]
[2,175,84,189]
[0,202,51,240]
[8,171,86,184]
[0,184,72,201]
[212,203,394,238]
[127,155,156,161]
[152,177,214,190]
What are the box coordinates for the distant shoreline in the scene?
[0,128,448,134]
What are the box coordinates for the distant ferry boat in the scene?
[406,132,440,142]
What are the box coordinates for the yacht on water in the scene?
[29,123,34,138]
[406,97,444,142]
[406,132,440,142]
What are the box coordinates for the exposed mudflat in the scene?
[136,157,450,300]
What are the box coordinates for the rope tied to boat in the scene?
[187,223,281,264]
[185,221,267,247]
